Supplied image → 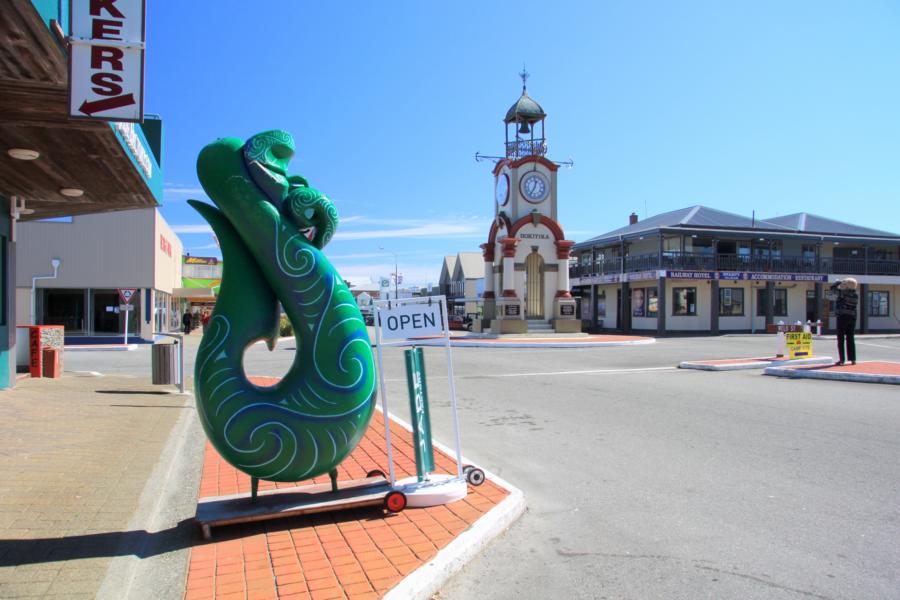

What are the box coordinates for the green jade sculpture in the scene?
[191,130,376,500]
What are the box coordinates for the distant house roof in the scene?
[574,205,900,249]
[453,252,483,281]
[439,255,457,284]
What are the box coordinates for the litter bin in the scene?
[42,348,61,378]
[151,343,177,385]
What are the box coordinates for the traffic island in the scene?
[679,356,833,371]
[184,407,524,600]
[764,361,900,385]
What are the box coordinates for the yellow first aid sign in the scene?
[785,332,813,359]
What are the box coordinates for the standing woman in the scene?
[833,278,859,365]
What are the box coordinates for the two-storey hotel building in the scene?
[570,206,900,334]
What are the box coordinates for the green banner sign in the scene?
[404,346,435,480]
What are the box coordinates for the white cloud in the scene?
[332,262,441,288]
[172,224,213,234]
[333,222,486,241]
[165,184,205,195]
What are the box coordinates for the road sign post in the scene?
[118,288,137,345]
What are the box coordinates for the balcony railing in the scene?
[505,138,547,159]
[571,252,900,279]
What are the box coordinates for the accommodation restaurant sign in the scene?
[69,0,146,122]
[582,270,828,283]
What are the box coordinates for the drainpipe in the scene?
[31,259,61,325]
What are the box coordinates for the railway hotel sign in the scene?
[69,0,146,122]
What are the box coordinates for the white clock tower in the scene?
[481,71,577,333]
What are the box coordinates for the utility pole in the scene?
[379,246,399,300]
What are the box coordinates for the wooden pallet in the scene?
[196,476,392,539]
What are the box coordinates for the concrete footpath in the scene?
[0,371,525,600]
[0,374,204,599]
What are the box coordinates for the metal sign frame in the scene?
[372,295,464,486]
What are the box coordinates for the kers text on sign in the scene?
[69,0,146,121]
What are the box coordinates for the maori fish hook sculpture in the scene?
[190,130,376,498]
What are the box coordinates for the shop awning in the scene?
[0,0,163,220]
[173,288,216,301]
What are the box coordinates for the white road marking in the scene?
[383,366,678,382]
[856,342,899,349]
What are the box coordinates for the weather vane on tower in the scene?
[520,65,529,91]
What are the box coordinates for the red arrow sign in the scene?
[79,94,136,116]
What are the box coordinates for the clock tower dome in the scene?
[480,71,577,334]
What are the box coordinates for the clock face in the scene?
[495,173,509,206]
[520,172,549,203]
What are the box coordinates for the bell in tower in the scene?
[504,68,547,159]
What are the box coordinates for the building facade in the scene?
[480,75,578,333]
[571,206,900,334]
[16,209,183,342]
[0,1,164,384]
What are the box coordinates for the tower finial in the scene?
[519,64,529,91]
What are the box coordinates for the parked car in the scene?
[448,315,472,331]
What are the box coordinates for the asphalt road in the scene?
[65,334,900,600]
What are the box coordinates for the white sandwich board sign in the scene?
[377,302,443,340]
[69,0,146,122]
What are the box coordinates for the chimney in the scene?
[629,212,638,225]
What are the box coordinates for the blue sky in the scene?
[147,1,900,287]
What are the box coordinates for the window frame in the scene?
[718,287,745,316]
[756,288,788,317]
[672,287,697,317]
[868,290,889,317]
[646,287,658,318]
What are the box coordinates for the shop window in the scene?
[672,287,697,316]
[596,290,607,317]
[42,289,86,333]
[756,288,787,317]
[719,287,744,316]
[647,287,658,318]
[868,291,889,317]
[632,288,647,318]
[90,289,140,336]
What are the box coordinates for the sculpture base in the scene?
[394,474,467,507]
[195,475,394,540]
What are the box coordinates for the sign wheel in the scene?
[366,469,386,479]
[384,490,407,513]
[465,467,485,486]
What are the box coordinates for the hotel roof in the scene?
[574,205,900,249]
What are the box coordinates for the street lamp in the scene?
[378,246,399,300]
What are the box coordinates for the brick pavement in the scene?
[183,377,510,600]
[0,375,193,599]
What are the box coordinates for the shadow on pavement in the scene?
[0,519,196,566]
[0,505,397,567]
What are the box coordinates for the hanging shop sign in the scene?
[69,0,146,122]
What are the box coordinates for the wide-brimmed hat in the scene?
[839,278,858,290]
